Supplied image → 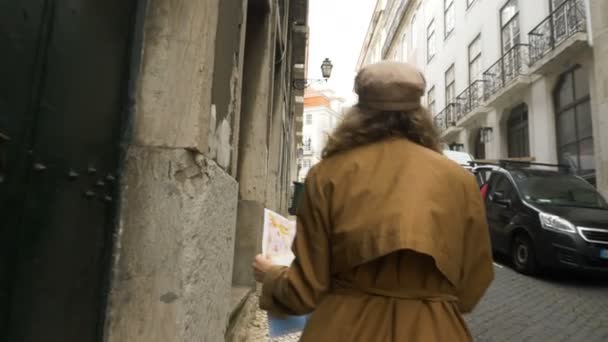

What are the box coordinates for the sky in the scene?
[307,0,376,104]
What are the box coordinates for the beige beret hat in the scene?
[355,61,427,111]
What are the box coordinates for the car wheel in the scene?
[511,234,537,275]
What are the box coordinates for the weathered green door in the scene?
[0,1,136,340]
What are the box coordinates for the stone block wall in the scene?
[102,0,309,341]
[105,149,238,342]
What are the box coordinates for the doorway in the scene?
[506,104,530,158]
[473,128,486,160]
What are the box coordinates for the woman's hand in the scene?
[252,254,274,282]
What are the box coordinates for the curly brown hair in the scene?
[322,105,441,159]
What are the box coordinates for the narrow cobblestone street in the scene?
[248,261,608,341]
[466,261,608,342]
[248,302,301,342]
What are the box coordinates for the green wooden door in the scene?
[0,1,136,340]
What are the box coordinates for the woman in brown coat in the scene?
[253,61,494,341]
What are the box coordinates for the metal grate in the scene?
[580,229,608,244]
[434,111,447,133]
[456,80,486,118]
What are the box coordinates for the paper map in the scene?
[262,209,297,266]
[261,209,309,337]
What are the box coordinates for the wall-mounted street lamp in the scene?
[293,58,333,90]
[480,127,493,144]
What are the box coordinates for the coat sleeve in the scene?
[259,167,331,316]
[457,174,494,313]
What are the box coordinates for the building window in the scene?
[554,67,595,184]
[445,64,455,104]
[381,28,387,49]
[468,34,482,84]
[473,128,486,159]
[304,137,312,151]
[444,0,455,38]
[427,86,436,114]
[400,34,408,62]
[410,14,418,51]
[427,19,436,62]
[500,0,520,54]
[305,113,312,124]
[507,104,530,158]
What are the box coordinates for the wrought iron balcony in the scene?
[483,44,530,101]
[434,103,460,133]
[529,0,587,66]
[456,80,486,118]
[434,111,447,133]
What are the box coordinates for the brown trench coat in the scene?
[260,138,494,342]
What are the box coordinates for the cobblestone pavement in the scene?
[248,303,301,342]
[248,262,608,341]
[465,261,608,342]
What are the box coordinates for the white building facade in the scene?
[358,0,608,193]
[298,89,344,181]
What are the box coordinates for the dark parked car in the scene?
[483,162,608,275]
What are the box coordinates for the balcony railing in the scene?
[483,43,530,100]
[434,111,447,132]
[434,103,460,133]
[529,0,587,65]
[456,80,486,118]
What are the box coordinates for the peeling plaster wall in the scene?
[104,0,241,341]
[104,0,308,340]
[212,0,248,175]
[265,53,286,212]
[207,105,234,170]
[231,3,275,292]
